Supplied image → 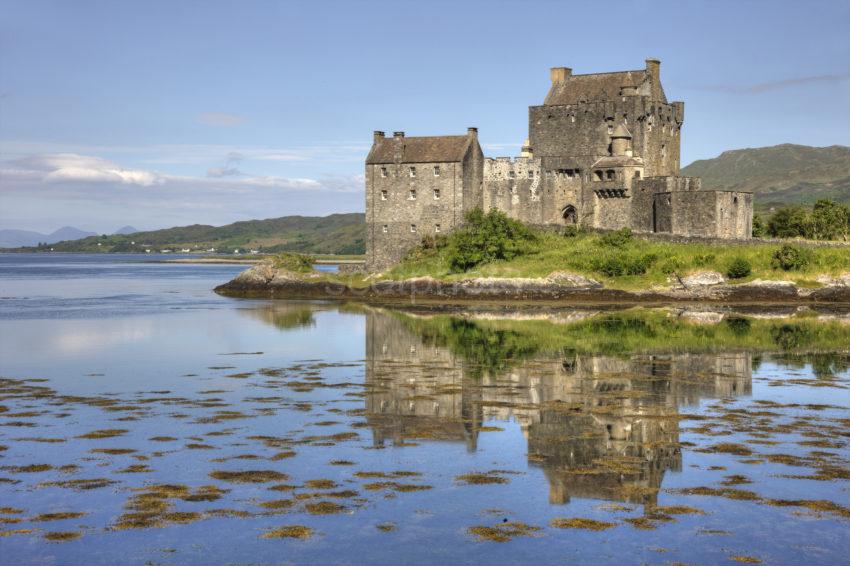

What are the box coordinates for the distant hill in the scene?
[16,213,366,255]
[0,226,98,248]
[682,144,850,209]
[114,225,139,235]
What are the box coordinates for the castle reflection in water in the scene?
[364,310,752,506]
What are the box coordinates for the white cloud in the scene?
[196,112,246,126]
[9,153,163,186]
[0,152,365,232]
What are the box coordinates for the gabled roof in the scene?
[544,69,666,105]
[366,135,472,164]
[592,155,645,168]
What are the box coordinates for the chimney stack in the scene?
[373,131,385,143]
[393,131,405,138]
[467,127,478,138]
[550,67,572,85]
[645,58,660,82]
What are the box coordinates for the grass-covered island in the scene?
[216,210,850,305]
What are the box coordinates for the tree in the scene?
[808,199,849,241]
[752,214,766,238]
[767,206,809,238]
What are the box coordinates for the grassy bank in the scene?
[379,228,849,290]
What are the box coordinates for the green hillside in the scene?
[682,144,850,209]
[27,213,366,255]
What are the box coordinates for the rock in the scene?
[745,279,796,289]
[545,271,602,288]
[816,273,850,287]
[682,271,725,287]
[231,263,275,285]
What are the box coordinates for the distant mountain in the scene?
[0,226,97,248]
[113,225,139,235]
[682,144,850,208]
[13,213,366,255]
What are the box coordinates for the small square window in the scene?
[382,225,388,233]
[380,190,388,200]
[409,189,417,200]
[410,224,417,233]
[433,166,440,177]
[409,167,416,177]
[435,224,441,233]
[433,189,440,200]
[528,170,534,179]
[380,167,387,178]
[508,171,515,179]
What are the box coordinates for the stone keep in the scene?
[365,59,753,271]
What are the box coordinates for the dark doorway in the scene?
[562,205,577,224]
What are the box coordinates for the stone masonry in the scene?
[365,59,753,271]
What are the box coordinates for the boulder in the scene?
[682,271,725,287]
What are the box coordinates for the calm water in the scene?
[0,254,848,565]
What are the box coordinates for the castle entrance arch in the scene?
[562,205,577,224]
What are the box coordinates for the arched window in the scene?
[562,205,577,225]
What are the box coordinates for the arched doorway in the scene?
[562,205,577,224]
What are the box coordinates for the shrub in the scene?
[726,257,752,279]
[447,209,536,272]
[597,256,625,277]
[599,228,633,248]
[273,252,314,272]
[562,225,580,238]
[660,257,683,274]
[771,245,810,271]
[597,254,656,277]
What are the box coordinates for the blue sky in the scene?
[1,0,848,233]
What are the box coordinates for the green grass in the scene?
[376,230,850,290]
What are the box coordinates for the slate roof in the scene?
[366,135,472,164]
[612,123,632,138]
[544,69,663,105]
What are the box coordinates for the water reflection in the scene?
[365,308,758,506]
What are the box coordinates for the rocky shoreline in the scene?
[214,263,850,305]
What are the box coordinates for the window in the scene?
[433,166,440,177]
[661,144,667,158]
[595,170,604,181]
[380,167,387,178]
[634,171,641,180]
[410,224,417,233]
[433,188,440,200]
[607,124,613,134]
[409,166,416,177]
[409,189,417,200]
[508,170,515,179]
[606,170,616,180]
[382,225,388,233]
[528,170,534,179]
[380,190,388,200]
[435,224,441,233]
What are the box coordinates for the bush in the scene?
[767,206,809,238]
[598,256,626,277]
[562,225,580,238]
[599,228,633,248]
[597,254,656,277]
[726,257,752,279]
[447,209,536,272]
[660,257,683,274]
[771,245,810,271]
[273,252,314,272]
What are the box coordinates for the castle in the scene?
[365,59,753,270]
